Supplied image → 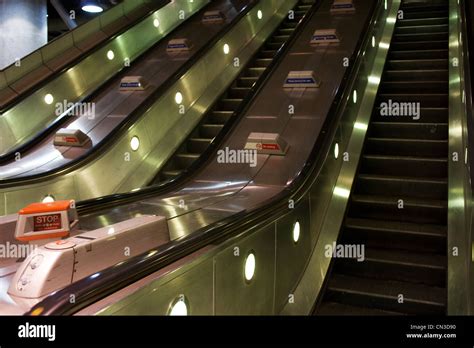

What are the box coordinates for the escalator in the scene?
[156,0,316,182]
[316,0,449,315]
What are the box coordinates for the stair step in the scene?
[392,32,448,43]
[324,274,446,315]
[376,93,449,111]
[349,194,447,225]
[372,107,448,123]
[200,124,224,138]
[379,81,447,93]
[333,248,446,287]
[365,138,448,157]
[397,17,448,28]
[317,301,406,316]
[209,111,233,124]
[391,40,448,51]
[343,217,446,253]
[227,87,251,99]
[385,59,448,70]
[369,122,448,140]
[354,174,447,200]
[384,69,448,82]
[236,76,258,88]
[389,49,448,60]
[187,138,212,154]
[360,154,447,178]
[175,153,199,168]
[395,24,448,35]
[161,169,183,180]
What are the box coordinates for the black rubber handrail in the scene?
[0,0,169,113]
[0,0,256,185]
[28,0,378,316]
[0,0,209,165]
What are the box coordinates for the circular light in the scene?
[244,252,256,282]
[169,296,188,316]
[353,90,357,104]
[372,36,376,47]
[175,92,183,104]
[223,44,230,55]
[82,5,103,13]
[107,50,115,60]
[42,195,55,203]
[44,94,54,105]
[334,143,339,159]
[257,10,263,19]
[153,19,160,28]
[292,221,301,244]
[130,136,140,151]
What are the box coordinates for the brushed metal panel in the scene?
[214,224,276,315]
[274,199,311,312]
[98,258,214,315]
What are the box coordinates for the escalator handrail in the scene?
[0,0,256,186]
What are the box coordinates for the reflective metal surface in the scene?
[0,0,209,156]
[0,0,246,180]
[0,0,292,216]
[66,0,378,316]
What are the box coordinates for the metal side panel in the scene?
[447,0,473,315]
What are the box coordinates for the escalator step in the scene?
[259,50,278,59]
[385,59,448,70]
[389,49,448,60]
[317,301,406,316]
[354,174,448,200]
[369,122,448,139]
[324,274,446,315]
[175,153,200,168]
[187,138,213,154]
[384,69,448,81]
[218,98,243,111]
[228,87,251,99]
[395,24,448,34]
[253,58,273,68]
[333,248,446,287]
[236,76,259,88]
[200,124,224,138]
[397,17,448,27]
[360,154,447,178]
[379,81,447,93]
[400,11,448,20]
[210,111,233,124]
[392,32,448,42]
[161,170,183,180]
[365,138,448,157]
[245,67,266,77]
[349,194,447,225]
[343,218,446,254]
[391,40,448,50]
[377,93,448,108]
[372,107,448,123]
